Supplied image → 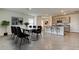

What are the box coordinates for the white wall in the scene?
[68,14,79,32]
[37,16,42,26]
[0,9,28,36]
[28,15,37,26]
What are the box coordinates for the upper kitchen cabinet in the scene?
[52,16,71,24]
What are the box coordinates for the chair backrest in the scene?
[11,26,17,35]
[16,27,22,37]
[11,26,14,34]
[37,26,42,33]
[29,26,32,28]
[13,27,17,35]
[38,26,42,30]
[33,26,36,28]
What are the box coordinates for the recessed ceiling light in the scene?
[29,8,32,10]
[61,10,64,13]
[64,13,66,15]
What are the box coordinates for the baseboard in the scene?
[0,33,12,37]
[65,31,79,33]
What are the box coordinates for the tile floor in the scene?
[0,32,79,50]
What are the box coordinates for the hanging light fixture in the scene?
[60,10,67,15]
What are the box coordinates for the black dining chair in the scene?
[32,26,42,35]
[38,26,42,29]
[11,26,14,34]
[11,26,17,40]
[37,26,42,34]
[11,26,14,39]
[32,26,42,41]
[16,27,30,48]
[32,26,36,33]
[33,26,36,28]
[29,26,32,28]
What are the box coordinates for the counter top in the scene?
[45,25,64,35]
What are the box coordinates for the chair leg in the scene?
[24,37,30,44]
[20,38,22,46]
[14,36,18,43]
[14,37,18,44]
[11,34,14,40]
[16,38,21,47]
[21,38,25,45]
[36,34,39,40]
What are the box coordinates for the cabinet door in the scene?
[65,17,69,23]
[62,17,70,24]
[62,17,66,23]
[64,25,70,32]
[52,18,57,24]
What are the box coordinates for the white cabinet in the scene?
[64,25,70,32]
[52,16,71,24]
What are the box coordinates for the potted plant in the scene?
[0,20,10,36]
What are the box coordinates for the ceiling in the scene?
[2,8,79,16]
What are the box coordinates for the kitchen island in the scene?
[45,25,64,35]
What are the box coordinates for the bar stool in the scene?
[55,26,60,35]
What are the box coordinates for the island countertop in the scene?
[45,25,64,35]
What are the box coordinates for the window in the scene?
[11,17,23,25]
[28,18,34,25]
[28,16,37,26]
